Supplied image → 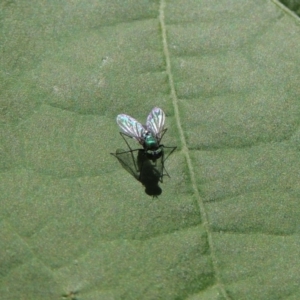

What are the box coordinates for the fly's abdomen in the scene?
[146,147,163,160]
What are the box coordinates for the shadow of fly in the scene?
[111,107,176,196]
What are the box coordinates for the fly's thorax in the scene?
[143,132,159,150]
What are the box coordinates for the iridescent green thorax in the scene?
[144,133,158,150]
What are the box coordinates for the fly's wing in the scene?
[146,107,166,141]
[116,114,146,144]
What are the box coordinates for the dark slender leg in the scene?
[160,145,177,182]
[119,132,141,174]
[162,145,177,162]
[158,128,168,143]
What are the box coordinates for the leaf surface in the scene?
[1,0,300,299]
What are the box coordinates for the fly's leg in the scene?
[161,145,177,162]
[119,132,140,175]
[158,128,168,143]
[159,145,177,182]
[111,148,142,180]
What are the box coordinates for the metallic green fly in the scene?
[111,107,176,184]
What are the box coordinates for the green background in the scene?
[1,0,300,299]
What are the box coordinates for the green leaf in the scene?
[1,0,300,299]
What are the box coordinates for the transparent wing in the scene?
[146,107,166,138]
[116,114,146,143]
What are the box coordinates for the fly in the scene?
[112,107,176,183]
